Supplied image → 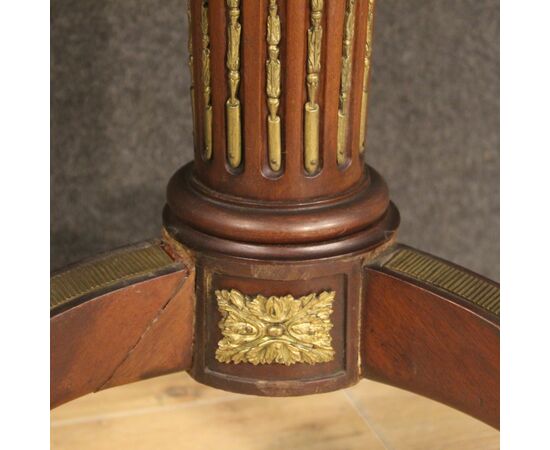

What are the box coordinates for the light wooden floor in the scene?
[51,372,499,449]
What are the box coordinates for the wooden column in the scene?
[164,0,396,396]
[186,0,378,201]
[167,0,389,245]
[190,0,380,202]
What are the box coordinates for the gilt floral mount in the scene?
[215,289,336,365]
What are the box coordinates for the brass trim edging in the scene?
[382,248,500,316]
[50,242,176,312]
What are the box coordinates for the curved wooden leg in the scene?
[50,240,195,408]
[363,246,499,428]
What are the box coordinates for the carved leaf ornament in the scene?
[215,289,336,365]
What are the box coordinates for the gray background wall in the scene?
[51,0,499,280]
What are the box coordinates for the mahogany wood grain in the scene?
[362,250,499,428]
[51,252,195,409]
[163,200,399,260]
[166,163,391,246]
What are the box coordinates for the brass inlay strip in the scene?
[226,0,242,168]
[201,1,213,160]
[215,289,336,365]
[266,0,282,172]
[50,243,175,311]
[359,0,375,153]
[336,0,357,166]
[304,0,324,175]
[187,0,196,141]
[383,248,500,316]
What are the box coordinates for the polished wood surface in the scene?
[164,200,399,260]
[166,164,393,246]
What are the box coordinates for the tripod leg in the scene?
[362,246,499,428]
[50,240,195,408]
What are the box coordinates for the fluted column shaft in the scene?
[187,0,376,202]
